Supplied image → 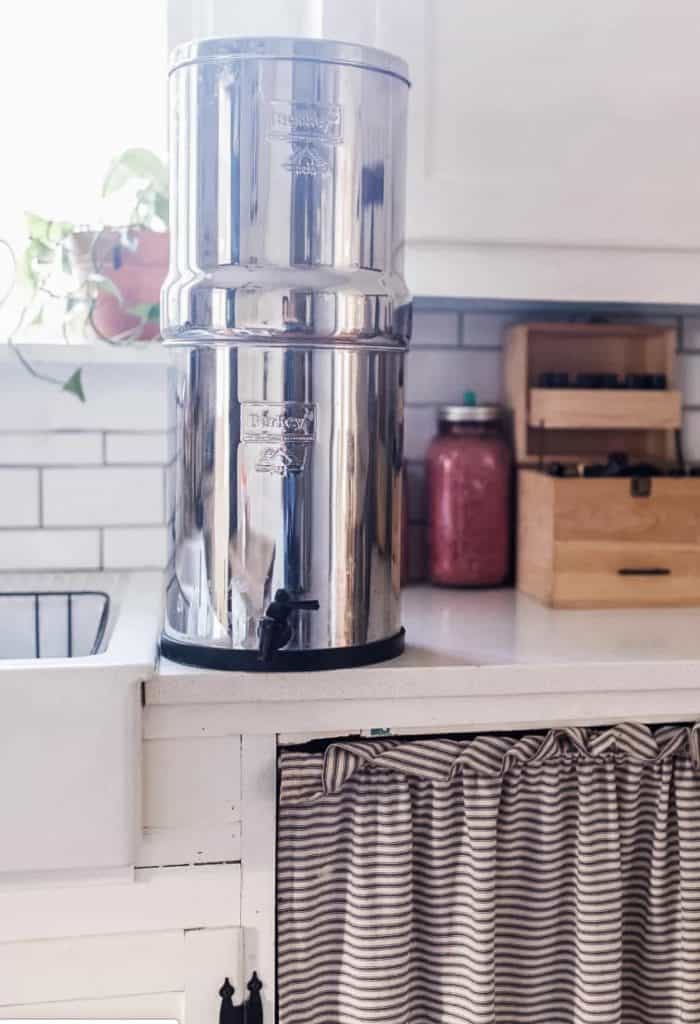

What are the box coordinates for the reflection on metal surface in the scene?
[164,346,404,652]
[162,37,411,346]
[162,38,410,664]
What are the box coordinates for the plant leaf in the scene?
[154,193,169,227]
[102,148,168,196]
[88,273,123,303]
[65,294,89,313]
[24,212,52,244]
[62,369,86,402]
[126,302,160,322]
[118,227,139,252]
[25,213,73,245]
[48,220,73,243]
[21,245,39,287]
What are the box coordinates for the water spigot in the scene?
[258,589,320,664]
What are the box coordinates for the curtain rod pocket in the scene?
[279,722,700,803]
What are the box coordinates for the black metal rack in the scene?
[0,590,110,659]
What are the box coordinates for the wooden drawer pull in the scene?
[618,567,671,576]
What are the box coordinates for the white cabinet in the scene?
[369,0,700,302]
[140,727,277,1023]
[168,0,700,303]
[0,729,277,1022]
[0,867,244,1021]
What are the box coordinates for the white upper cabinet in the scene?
[168,0,700,302]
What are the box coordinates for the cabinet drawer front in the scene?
[554,479,700,545]
[553,541,700,607]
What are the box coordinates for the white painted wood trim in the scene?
[145,685,700,739]
[0,931,185,1006]
[0,990,183,1019]
[138,823,242,867]
[406,241,700,305]
[143,735,242,828]
[241,734,277,1023]
[0,864,241,944]
[184,927,243,1024]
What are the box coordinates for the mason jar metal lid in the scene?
[169,36,411,86]
[439,404,503,423]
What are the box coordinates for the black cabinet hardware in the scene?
[219,973,263,1024]
[618,568,671,576]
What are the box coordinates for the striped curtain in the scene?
[277,724,700,1024]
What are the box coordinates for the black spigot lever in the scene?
[258,589,320,664]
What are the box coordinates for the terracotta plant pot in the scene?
[71,227,169,341]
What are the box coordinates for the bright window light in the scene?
[0,0,167,244]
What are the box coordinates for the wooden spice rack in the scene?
[506,322,680,464]
[504,322,700,609]
[527,387,681,432]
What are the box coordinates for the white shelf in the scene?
[146,586,700,739]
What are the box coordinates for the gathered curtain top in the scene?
[279,723,700,804]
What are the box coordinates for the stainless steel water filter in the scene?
[161,38,411,670]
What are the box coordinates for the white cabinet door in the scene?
[0,929,245,1022]
[169,0,700,302]
[138,715,278,1023]
[0,991,183,1020]
[0,868,248,1023]
[368,0,700,302]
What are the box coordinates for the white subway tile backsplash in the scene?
[461,313,513,348]
[682,411,700,462]
[103,526,169,569]
[0,364,172,432]
[105,432,171,465]
[404,406,437,462]
[0,432,103,466]
[0,529,100,571]
[683,317,700,351]
[681,354,700,406]
[411,311,459,348]
[406,348,502,405]
[43,467,164,527]
[1,307,699,578]
[0,469,39,527]
[165,461,176,521]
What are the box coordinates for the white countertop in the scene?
[146,586,700,738]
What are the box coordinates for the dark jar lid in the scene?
[439,404,503,424]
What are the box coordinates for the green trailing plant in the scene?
[102,147,169,230]
[1,147,168,401]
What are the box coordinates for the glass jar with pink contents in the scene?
[426,397,512,587]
